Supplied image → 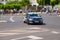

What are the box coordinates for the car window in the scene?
[28,14,38,17]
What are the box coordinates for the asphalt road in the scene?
[0,13,60,40]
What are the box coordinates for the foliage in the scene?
[20,0,31,6]
[45,0,50,5]
[36,0,42,5]
[36,0,50,5]
[0,4,22,9]
[0,0,31,9]
[37,0,60,6]
[0,4,4,9]
[50,0,59,6]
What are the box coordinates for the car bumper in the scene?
[29,21,43,24]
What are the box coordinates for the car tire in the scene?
[41,23,43,24]
[24,21,26,23]
[39,22,43,25]
[27,21,30,25]
[40,22,43,25]
[27,22,30,25]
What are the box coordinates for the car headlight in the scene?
[29,19,33,21]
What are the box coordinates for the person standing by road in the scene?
[13,8,17,14]
[57,9,60,15]
[0,9,4,15]
[49,10,53,15]
[27,8,31,14]
[11,9,13,15]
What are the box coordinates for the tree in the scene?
[37,0,60,6]
[45,0,50,5]
[36,0,50,5]
[6,0,31,8]
[6,0,23,9]
[20,0,31,6]
[0,4,3,9]
[36,0,43,5]
[0,0,31,9]
[50,0,59,6]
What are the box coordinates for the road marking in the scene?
[51,31,60,34]
[11,36,28,40]
[0,20,7,22]
[11,35,43,40]
[10,16,15,22]
[27,35,43,39]
[0,33,20,36]
[27,27,41,30]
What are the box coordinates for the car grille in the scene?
[33,18,40,21]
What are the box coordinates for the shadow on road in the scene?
[27,23,46,25]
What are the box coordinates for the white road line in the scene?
[10,16,15,22]
[51,31,60,34]
[0,20,7,22]
[11,37,27,40]
[0,33,20,36]
[11,35,43,40]
[27,35,43,39]
[28,27,41,29]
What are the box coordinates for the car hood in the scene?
[28,16,42,19]
[33,17,42,18]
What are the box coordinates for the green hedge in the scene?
[0,4,22,9]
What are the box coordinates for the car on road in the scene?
[23,13,43,24]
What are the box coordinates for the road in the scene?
[0,13,60,40]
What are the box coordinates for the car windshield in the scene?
[28,14,39,17]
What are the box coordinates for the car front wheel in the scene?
[24,21,26,23]
[39,21,43,24]
[27,20,30,25]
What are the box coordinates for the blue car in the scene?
[23,13,43,24]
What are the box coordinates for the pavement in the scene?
[0,13,60,40]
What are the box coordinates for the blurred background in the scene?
[0,0,60,14]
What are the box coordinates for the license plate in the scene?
[35,21,39,22]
